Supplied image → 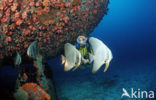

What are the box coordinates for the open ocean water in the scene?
[48,0,156,100]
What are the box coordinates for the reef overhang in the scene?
[0,0,109,63]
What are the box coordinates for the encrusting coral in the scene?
[0,0,109,61]
[14,52,55,100]
[14,42,57,100]
[14,83,50,100]
[1,0,109,99]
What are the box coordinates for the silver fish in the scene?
[27,41,37,59]
[61,43,81,71]
[14,51,22,67]
[88,37,113,73]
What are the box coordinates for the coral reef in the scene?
[0,0,109,99]
[14,53,57,100]
[21,83,50,100]
[14,83,51,100]
[14,87,28,100]
[0,0,109,61]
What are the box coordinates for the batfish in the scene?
[88,37,113,73]
[61,43,81,71]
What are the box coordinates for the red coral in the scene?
[63,16,69,23]
[22,83,51,100]
[5,36,12,44]
[22,11,27,19]
[16,19,22,25]
[0,0,109,62]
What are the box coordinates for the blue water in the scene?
[49,0,156,99]
[91,0,156,64]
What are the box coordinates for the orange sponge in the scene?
[22,83,50,100]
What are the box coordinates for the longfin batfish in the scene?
[88,37,113,73]
[27,41,37,59]
[14,51,22,67]
[61,43,81,71]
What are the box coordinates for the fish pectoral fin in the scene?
[72,64,80,71]
[61,55,66,64]
[104,60,110,72]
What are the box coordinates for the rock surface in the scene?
[0,0,109,62]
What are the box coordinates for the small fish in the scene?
[61,43,81,71]
[14,51,22,67]
[27,41,37,59]
[88,37,113,73]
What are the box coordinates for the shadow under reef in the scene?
[0,61,58,100]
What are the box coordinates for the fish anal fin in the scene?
[72,64,80,71]
[104,60,110,72]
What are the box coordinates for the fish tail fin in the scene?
[72,64,80,71]
[104,60,110,72]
